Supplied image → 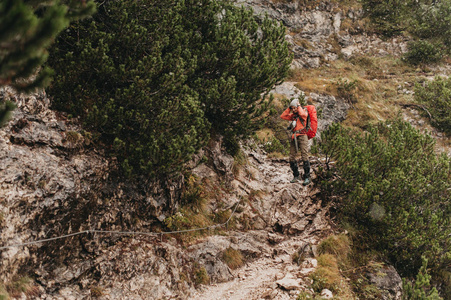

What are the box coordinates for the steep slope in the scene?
[2,0,450,299]
[0,83,347,299]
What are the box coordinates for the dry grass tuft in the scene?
[223,247,245,270]
[318,234,352,266]
[90,286,104,298]
[310,254,355,298]
[287,55,426,131]
[6,276,40,299]
[193,263,210,286]
[255,128,275,142]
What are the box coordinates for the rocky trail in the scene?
[186,142,333,300]
[191,234,321,300]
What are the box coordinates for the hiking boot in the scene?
[290,176,300,183]
[302,160,311,186]
[289,161,300,183]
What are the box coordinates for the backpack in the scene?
[304,105,318,140]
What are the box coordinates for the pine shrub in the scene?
[362,0,451,63]
[0,0,95,92]
[403,40,443,65]
[402,257,442,300]
[361,0,411,37]
[316,119,450,281]
[0,0,95,127]
[47,0,292,177]
[409,1,451,50]
[415,76,451,135]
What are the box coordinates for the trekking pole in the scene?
[293,132,298,153]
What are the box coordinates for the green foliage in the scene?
[296,292,314,300]
[0,0,95,93]
[316,119,451,280]
[415,76,451,135]
[361,0,412,37]
[403,257,443,300]
[193,5,293,150]
[404,0,451,65]
[0,100,15,127]
[362,0,451,64]
[409,1,451,49]
[336,78,357,104]
[403,40,443,65]
[47,0,292,178]
[263,136,288,154]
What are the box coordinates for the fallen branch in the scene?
[400,103,433,120]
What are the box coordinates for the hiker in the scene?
[280,98,311,185]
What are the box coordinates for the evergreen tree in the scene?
[0,0,95,126]
[47,0,292,177]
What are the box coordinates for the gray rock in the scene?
[276,276,301,290]
[366,265,403,300]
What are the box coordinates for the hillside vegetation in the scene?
[45,0,451,298]
[0,0,450,299]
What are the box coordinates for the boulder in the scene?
[366,265,403,300]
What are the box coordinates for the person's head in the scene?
[290,98,300,112]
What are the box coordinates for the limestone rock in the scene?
[276,275,301,290]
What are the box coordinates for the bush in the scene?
[409,1,451,49]
[47,0,292,178]
[361,0,411,37]
[316,119,450,282]
[415,76,451,135]
[263,136,288,154]
[403,40,443,65]
[403,257,442,300]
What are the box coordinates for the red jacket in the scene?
[280,106,308,139]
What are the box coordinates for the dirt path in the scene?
[191,234,319,300]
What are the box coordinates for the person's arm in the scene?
[280,107,294,121]
[296,106,308,120]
